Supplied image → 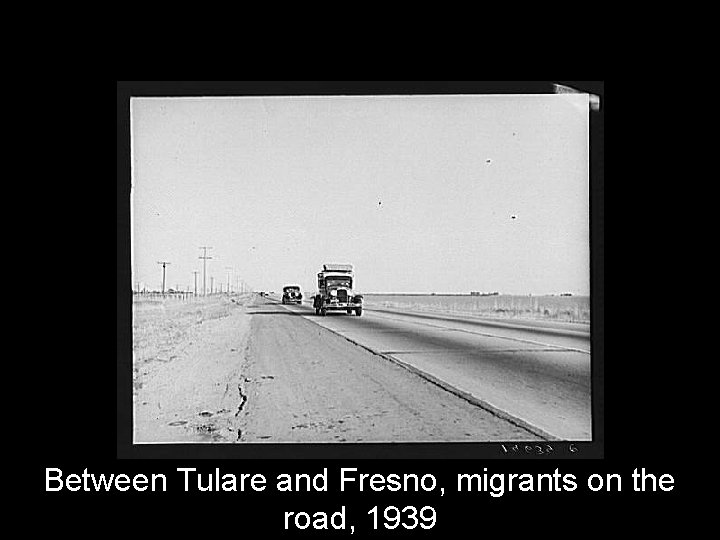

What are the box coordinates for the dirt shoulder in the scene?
[133,295,252,443]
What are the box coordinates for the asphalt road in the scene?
[238,298,541,442]
[271,296,592,440]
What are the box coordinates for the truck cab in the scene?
[313,263,363,316]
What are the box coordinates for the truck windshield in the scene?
[326,278,351,288]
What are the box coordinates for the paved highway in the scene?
[239,298,539,442]
[272,296,592,440]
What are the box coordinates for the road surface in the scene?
[133,294,591,443]
[237,299,539,442]
[277,296,592,440]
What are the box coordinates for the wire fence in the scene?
[132,291,247,303]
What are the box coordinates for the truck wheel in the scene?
[355,308,362,316]
[346,309,352,314]
[320,308,327,316]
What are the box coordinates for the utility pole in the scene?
[225,267,233,295]
[199,246,213,296]
[156,261,171,294]
[192,271,200,296]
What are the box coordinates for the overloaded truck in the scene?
[313,263,363,316]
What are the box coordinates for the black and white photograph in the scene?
[128,85,599,447]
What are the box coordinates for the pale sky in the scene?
[131,94,589,295]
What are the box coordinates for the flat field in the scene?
[362,294,590,324]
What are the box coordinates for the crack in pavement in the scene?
[236,384,248,416]
[235,383,248,441]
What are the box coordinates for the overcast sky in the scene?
[131,94,589,295]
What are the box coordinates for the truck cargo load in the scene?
[322,263,353,273]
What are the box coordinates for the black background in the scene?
[36,81,688,534]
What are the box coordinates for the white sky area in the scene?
[131,95,589,295]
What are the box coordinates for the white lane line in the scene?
[368,312,591,355]
[288,304,590,354]
[366,307,590,336]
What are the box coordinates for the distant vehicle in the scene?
[282,285,303,304]
[313,263,363,316]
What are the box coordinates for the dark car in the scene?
[281,285,303,305]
